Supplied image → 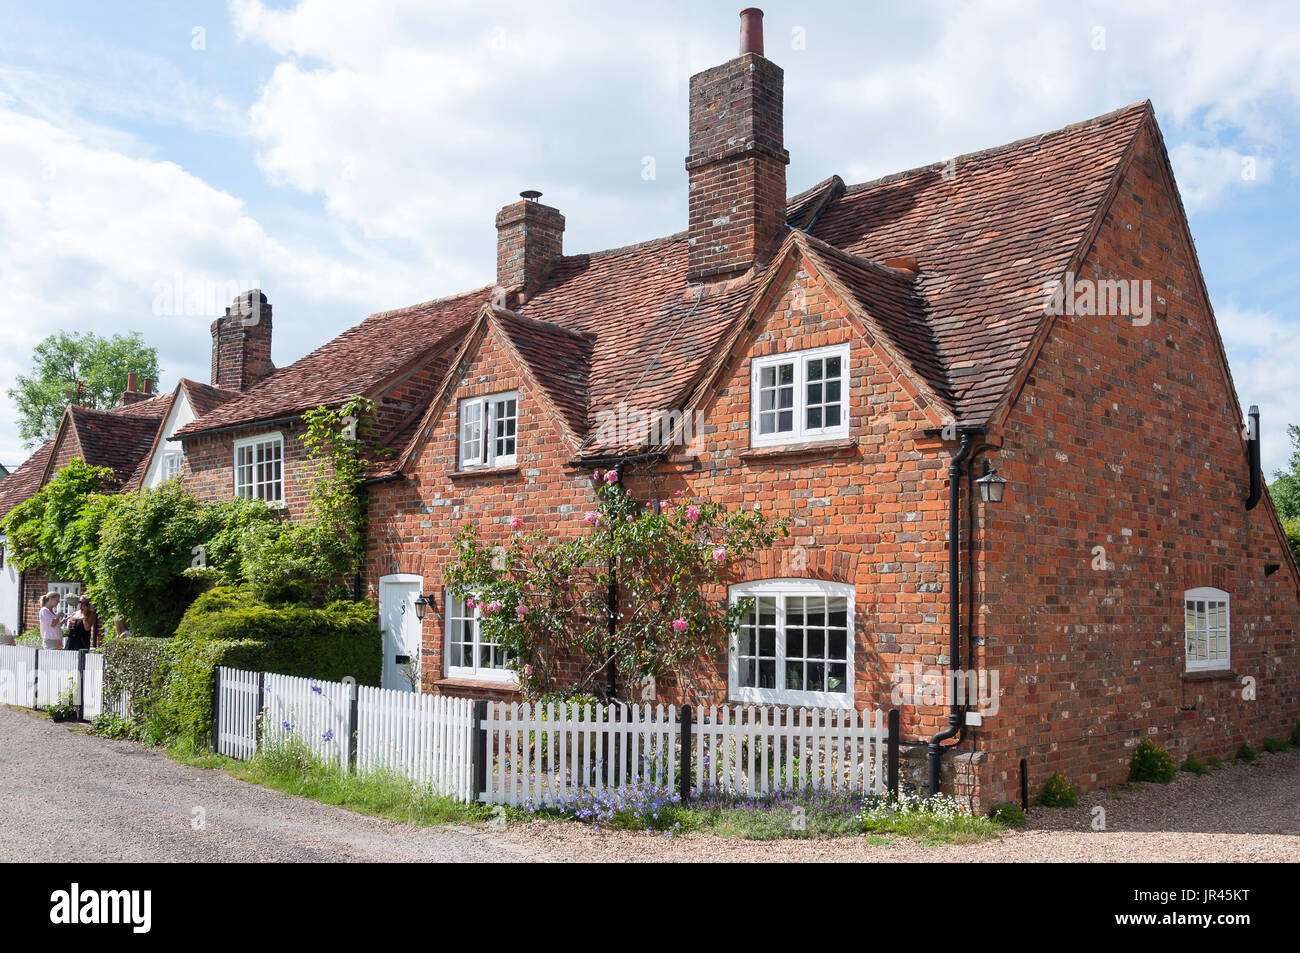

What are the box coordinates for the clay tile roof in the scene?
[176,287,488,438]
[492,308,595,440]
[810,100,1151,425]
[797,235,953,411]
[64,403,168,489]
[180,378,240,418]
[0,440,54,519]
[182,101,1152,461]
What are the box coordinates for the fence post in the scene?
[76,649,87,721]
[211,667,221,753]
[1019,757,1029,812]
[346,683,359,775]
[254,671,266,749]
[32,648,39,710]
[679,704,692,804]
[472,699,488,802]
[887,708,900,799]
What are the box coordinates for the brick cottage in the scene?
[5,9,1296,805]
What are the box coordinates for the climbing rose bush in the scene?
[445,476,788,699]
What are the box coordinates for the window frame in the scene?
[232,432,285,504]
[1183,586,1231,672]
[50,582,81,620]
[749,344,851,448]
[443,591,518,684]
[728,578,855,708]
[162,450,183,481]
[458,391,519,470]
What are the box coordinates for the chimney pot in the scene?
[739,8,764,56]
[496,196,565,288]
[126,372,138,393]
[142,377,153,395]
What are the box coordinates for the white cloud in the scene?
[0,103,433,467]
[1168,144,1272,214]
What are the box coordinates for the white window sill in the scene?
[728,688,854,710]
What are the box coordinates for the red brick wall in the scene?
[974,126,1300,805]
[181,422,313,518]
[366,251,956,744]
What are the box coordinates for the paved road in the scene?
[0,706,545,862]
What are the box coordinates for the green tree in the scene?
[8,331,161,446]
[1270,424,1300,522]
[445,474,789,701]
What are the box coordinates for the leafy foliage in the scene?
[7,330,160,446]
[1128,738,1177,783]
[1,458,118,581]
[1237,742,1258,762]
[1034,771,1079,807]
[1270,424,1300,522]
[237,397,374,603]
[445,472,789,700]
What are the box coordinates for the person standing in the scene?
[66,597,98,651]
[38,592,66,649]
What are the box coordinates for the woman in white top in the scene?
[38,592,66,649]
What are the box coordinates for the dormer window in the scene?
[459,391,518,468]
[750,344,850,447]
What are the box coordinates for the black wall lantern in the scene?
[413,594,433,621]
[975,463,1007,504]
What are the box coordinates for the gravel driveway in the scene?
[5,705,1297,862]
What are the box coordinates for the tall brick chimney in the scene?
[686,8,789,283]
[210,289,274,392]
[496,191,565,289]
[118,371,150,406]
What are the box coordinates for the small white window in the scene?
[1184,587,1231,671]
[233,433,284,503]
[750,344,850,447]
[458,392,518,469]
[445,593,516,683]
[729,579,854,707]
[162,451,183,481]
[50,582,81,619]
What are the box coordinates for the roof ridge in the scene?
[842,100,1152,196]
[493,306,597,344]
[366,285,494,321]
[795,231,918,284]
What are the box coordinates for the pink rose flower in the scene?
[516,604,528,619]
[671,618,689,632]
[626,515,635,523]
[584,511,601,525]
[465,597,476,609]
[686,505,702,522]
[712,546,727,563]
[604,469,620,485]
[485,600,503,614]
[524,664,533,677]
[673,490,685,497]
[509,516,524,529]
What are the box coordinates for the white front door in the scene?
[379,575,423,692]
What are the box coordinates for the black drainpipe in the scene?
[928,432,974,796]
[1246,405,1262,510]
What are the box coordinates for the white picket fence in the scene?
[356,687,474,800]
[212,666,891,806]
[0,646,120,717]
[481,702,887,807]
[0,645,38,708]
[215,667,475,800]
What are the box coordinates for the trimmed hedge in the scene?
[104,587,380,749]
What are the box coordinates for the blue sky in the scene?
[1,0,1298,476]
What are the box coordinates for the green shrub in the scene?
[1035,772,1078,808]
[1262,736,1288,754]
[1237,742,1258,763]
[1207,756,1225,770]
[1129,738,1177,783]
[175,586,380,686]
[989,802,1028,827]
[1180,756,1210,775]
[103,587,380,749]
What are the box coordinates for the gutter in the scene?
[1246,405,1262,510]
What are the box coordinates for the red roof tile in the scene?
[184,102,1152,460]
